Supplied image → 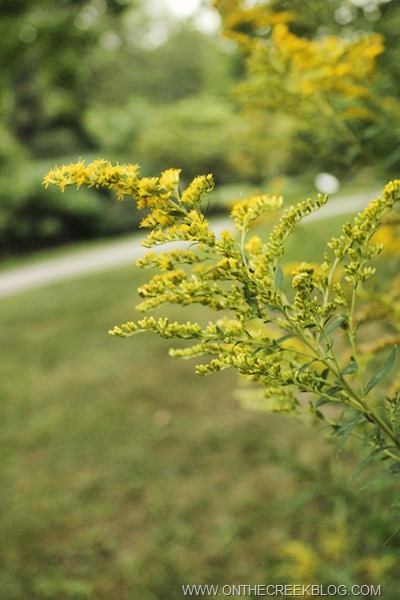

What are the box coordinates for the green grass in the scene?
[1,218,399,599]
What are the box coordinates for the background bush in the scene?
[2,0,400,256]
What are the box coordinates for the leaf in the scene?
[327,385,343,396]
[316,384,343,408]
[314,409,326,420]
[334,414,365,453]
[325,338,334,353]
[275,333,296,345]
[315,397,330,408]
[364,346,398,395]
[358,469,390,491]
[320,368,330,381]
[243,284,262,318]
[262,304,280,313]
[341,359,358,375]
[169,209,186,217]
[298,360,315,374]
[348,447,385,485]
[325,315,348,335]
[358,462,400,491]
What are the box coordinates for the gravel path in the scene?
[0,192,379,299]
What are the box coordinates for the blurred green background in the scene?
[1,1,400,598]
[1,0,399,256]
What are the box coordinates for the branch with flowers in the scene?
[44,161,400,482]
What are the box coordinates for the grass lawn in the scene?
[1,213,399,599]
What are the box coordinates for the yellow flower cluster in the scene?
[43,160,216,247]
[43,159,141,198]
[231,194,282,231]
[212,0,395,160]
[327,180,400,287]
[45,160,400,469]
[213,0,384,109]
[269,23,383,99]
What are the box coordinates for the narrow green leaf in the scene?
[364,346,398,395]
[358,462,400,492]
[298,360,315,374]
[325,338,334,353]
[341,360,358,375]
[348,447,384,484]
[315,397,330,408]
[275,333,296,345]
[243,284,262,318]
[314,409,326,420]
[327,385,343,396]
[358,469,390,491]
[316,385,343,408]
[334,414,365,453]
[169,209,187,217]
[325,315,348,335]
[320,368,330,381]
[262,304,280,313]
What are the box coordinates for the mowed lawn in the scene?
[1,215,399,599]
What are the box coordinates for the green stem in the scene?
[286,312,400,451]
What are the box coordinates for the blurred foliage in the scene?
[213,0,400,176]
[0,0,141,254]
[0,1,239,255]
[1,0,400,255]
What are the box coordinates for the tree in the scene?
[0,0,142,254]
[0,0,138,157]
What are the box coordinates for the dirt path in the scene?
[0,192,379,299]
